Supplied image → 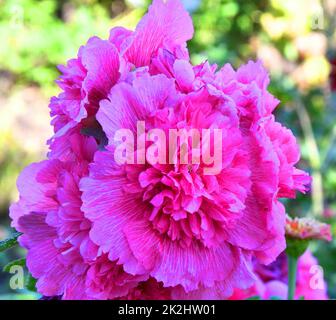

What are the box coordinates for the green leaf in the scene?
[246,296,261,300]
[0,232,22,252]
[3,258,26,272]
[25,273,37,292]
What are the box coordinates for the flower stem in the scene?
[287,255,298,300]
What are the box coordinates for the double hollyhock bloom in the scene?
[229,250,328,300]
[10,0,311,299]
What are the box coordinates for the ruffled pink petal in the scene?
[226,122,285,264]
[264,117,311,198]
[49,37,120,141]
[123,0,193,67]
[173,59,195,92]
[18,213,78,296]
[109,27,133,51]
[80,37,120,118]
[81,152,148,275]
[9,160,61,228]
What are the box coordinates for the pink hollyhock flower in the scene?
[229,250,328,300]
[49,37,120,140]
[80,58,310,296]
[10,135,149,299]
[10,134,97,298]
[10,0,311,300]
[81,72,253,294]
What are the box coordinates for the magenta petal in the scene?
[9,161,60,228]
[109,26,133,51]
[173,59,195,91]
[18,213,71,296]
[80,37,120,116]
[123,218,254,292]
[124,0,193,67]
[81,153,148,275]
[166,245,251,293]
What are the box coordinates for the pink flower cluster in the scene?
[229,250,328,300]
[10,0,310,299]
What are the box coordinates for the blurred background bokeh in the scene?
[0,0,336,299]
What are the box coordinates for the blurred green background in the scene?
[0,0,336,299]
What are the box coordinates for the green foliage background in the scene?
[0,0,335,299]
